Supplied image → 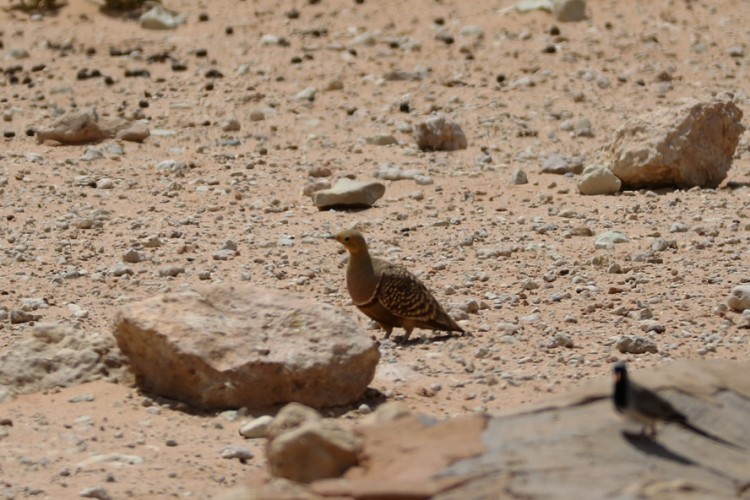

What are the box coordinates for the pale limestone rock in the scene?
[414,114,468,151]
[577,164,621,195]
[312,178,385,209]
[727,285,750,312]
[0,323,130,398]
[113,285,379,410]
[609,96,744,188]
[36,111,149,144]
[266,403,361,483]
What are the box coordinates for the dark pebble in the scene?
[198,13,209,21]
[225,26,233,35]
[195,48,208,57]
[4,131,15,138]
[125,69,150,78]
[171,62,187,71]
[205,69,223,78]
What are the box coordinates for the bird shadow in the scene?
[391,331,470,345]
[621,430,696,465]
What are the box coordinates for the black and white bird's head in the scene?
[612,362,629,411]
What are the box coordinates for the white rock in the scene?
[294,87,317,102]
[727,285,750,311]
[312,178,386,209]
[96,178,115,189]
[610,95,744,188]
[595,231,630,249]
[577,164,621,195]
[239,415,274,439]
[414,114,468,151]
[140,5,186,30]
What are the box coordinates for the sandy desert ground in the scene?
[0,0,749,497]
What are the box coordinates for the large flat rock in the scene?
[234,359,750,498]
[113,285,380,410]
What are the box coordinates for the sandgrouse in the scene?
[335,229,464,343]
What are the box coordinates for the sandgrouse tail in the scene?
[335,229,464,343]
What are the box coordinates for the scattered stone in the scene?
[727,285,750,311]
[96,178,115,189]
[79,486,112,500]
[36,111,149,145]
[303,179,332,197]
[577,164,621,195]
[158,265,185,277]
[220,445,254,461]
[552,0,587,22]
[742,309,750,328]
[616,335,658,354]
[365,134,398,146]
[239,415,274,439]
[220,118,241,132]
[595,231,630,249]
[35,111,108,145]
[68,394,95,403]
[140,4,186,30]
[640,320,665,334]
[510,169,528,185]
[312,178,386,209]
[266,403,361,483]
[113,285,380,409]
[414,114,468,151]
[0,323,129,398]
[9,310,40,324]
[324,78,344,91]
[80,147,104,161]
[249,109,265,121]
[609,95,745,188]
[110,263,134,277]
[115,121,150,142]
[574,117,594,137]
[122,248,145,264]
[547,332,575,348]
[294,87,316,102]
[373,163,424,181]
[541,154,584,174]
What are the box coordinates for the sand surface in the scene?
[0,0,749,497]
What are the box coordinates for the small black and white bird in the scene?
[612,362,743,449]
[612,362,688,437]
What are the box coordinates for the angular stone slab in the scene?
[113,285,380,410]
[312,178,386,209]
